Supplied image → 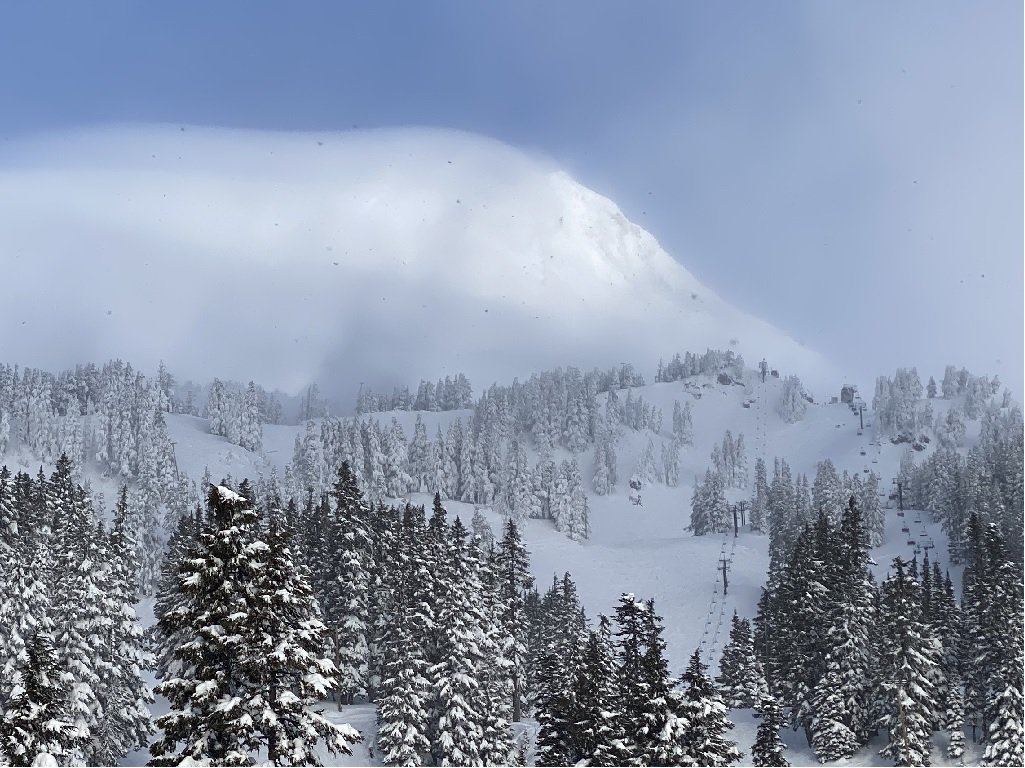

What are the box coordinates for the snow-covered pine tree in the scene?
[635,599,691,765]
[875,557,940,767]
[246,510,362,765]
[690,469,729,536]
[207,377,225,438]
[0,632,83,767]
[677,649,741,766]
[606,594,647,764]
[679,400,694,445]
[534,574,588,764]
[716,612,761,709]
[750,457,769,533]
[408,415,431,493]
[751,693,789,767]
[431,518,489,766]
[376,506,433,766]
[149,481,362,762]
[777,375,808,424]
[662,437,681,487]
[978,530,1025,767]
[324,461,373,706]
[495,518,534,723]
[239,381,263,452]
[93,503,154,764]
[52,537,106,763]
[470,506,495,551]
[571,615,620,766]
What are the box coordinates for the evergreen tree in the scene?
[875,557,940,767]
[751,693,789,767]
[750,457,769,533]
[324,462,373,706]
[716,613,761,709]
[431,518,489,766]
[495,519,534,723]
[572,615,620,766]
[677,650,741,766]
[251,512,363,765]
[151,484,361,765]
[376,507,432,766]
[0,633,82,767]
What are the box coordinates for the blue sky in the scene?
[1,1,1021,391]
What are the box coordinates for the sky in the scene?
[0,1,1021,397]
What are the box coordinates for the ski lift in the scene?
[857,430,863,436]
[901,526,910,534]
[897,511,905,517]
[907,539,916,546]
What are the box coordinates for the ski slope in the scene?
[99,367,989,765]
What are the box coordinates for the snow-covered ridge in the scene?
[0,125,833,398]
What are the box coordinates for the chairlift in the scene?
[860,450,867,456]
[907,539,916,546]
[897,511,905,517]
[857,430,863,436]
[901,526,910,534]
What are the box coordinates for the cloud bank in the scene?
[0,125,833,405]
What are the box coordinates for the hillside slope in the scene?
[107,370,981,767]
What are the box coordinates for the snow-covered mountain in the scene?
[0,125,833,401]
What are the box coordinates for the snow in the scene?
[215,485,247,504]
[23,366,991,767]
[0,126,834,398]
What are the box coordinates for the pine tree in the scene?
[0,633,83,767]
[662,437,681,487]
[875,557,940,767]
[495,519,534,724]
[751,693,789,767]
[716,613,761,709]
[431,518,488,766]
[376,507,432,766]
[677,650,741,766]
[750,457,769,533]
[572,615,620,766]
[324,462,373,707]
[248,512,362,765]
[635,599,689,766]
[151,484,362,764]
[94,507,154,764]
[690,469,729,536]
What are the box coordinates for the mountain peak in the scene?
[0,125,833,398]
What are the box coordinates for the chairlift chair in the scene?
[907,539,916,546]
[901,526,910,534]
[897,510,905,517]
